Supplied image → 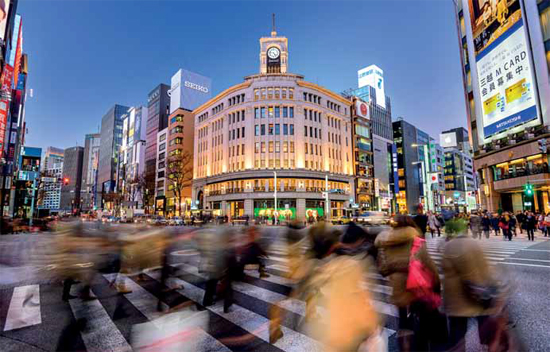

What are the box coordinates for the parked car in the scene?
[169,217,184,226]
[331,216,352,225]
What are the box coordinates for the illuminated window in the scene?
[254,89,259,101]
[282,88,287,99]
[289,88,294,99]
[268,88,273,99]
[275,141,280,153]
[255,142,260,153]
[290,142,295,153]
[274,88,280,99]
[268,106,274,118]
[261,142,266,153]
[269,141,274,153]
[283,141,288,153]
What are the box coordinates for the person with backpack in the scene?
[375,215,442,351]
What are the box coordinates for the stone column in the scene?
[221,200,227,216]
[296,198,306,222]
[244,199,254,218]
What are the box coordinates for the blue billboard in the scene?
[169,69,212,113]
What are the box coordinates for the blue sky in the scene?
[18,0,466,150]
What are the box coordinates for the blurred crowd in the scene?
[10,207,528,352]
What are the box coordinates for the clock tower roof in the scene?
[259,14,288,74]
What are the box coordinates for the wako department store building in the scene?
[192,27,355,220]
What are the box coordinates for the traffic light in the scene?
[538,138,547,153]
[524,183,533,196]
[63,177,69,185]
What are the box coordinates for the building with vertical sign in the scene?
[60,146,83,213]
[191,23,355,221]
[13,146,41,221]
[38,147,64,212]
[81,133,100,211]
[455,0,550,213]
[350,98,374,211]
[98,104,130,209]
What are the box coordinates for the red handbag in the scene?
[406,237,441,309]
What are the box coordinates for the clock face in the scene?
[267,47,280,59]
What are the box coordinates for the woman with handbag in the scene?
[375,215,442,351]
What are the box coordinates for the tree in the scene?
[167,150,193,216]
[137,168,156,214]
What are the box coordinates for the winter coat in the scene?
[308,255,379,351]
[442,236,497,317]
[481,217,491,231]
[525,215,537,230]
[427,215,440,231]
[413,214,428,235]
[375,226,440,307]
[469,214,482,234]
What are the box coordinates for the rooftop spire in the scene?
[271,13,277,36]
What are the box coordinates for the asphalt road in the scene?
[0,226,549,351]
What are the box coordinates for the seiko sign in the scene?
[184,81,209,93]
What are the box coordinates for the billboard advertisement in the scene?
[355,100,370,119]
[7,13,20,66]
[357,64,385,109]
[440,132,458,148]
[0,64,13,153]
[466,0,540,142]
[169,69,212,114]
[0,0,11,43]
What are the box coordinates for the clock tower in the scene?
[259,14,288,74]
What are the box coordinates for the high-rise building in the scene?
[344,65,394,211]
[192,24,355,221]
[155,128,168,216]
[42,147,64,171]
[98,104,130,209]
[393,119,444,213]
[13,146,41,220]
[60,146,84,213]
[350,99,374,211]
[118,106,148,211]
[454,0,550,213]
[144,84,170,208]
[81,133,100,211]
[39,147,64,212]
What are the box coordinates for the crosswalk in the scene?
[0,235,546,352]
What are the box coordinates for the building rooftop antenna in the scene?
[271,13,277,36]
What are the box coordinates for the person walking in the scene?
[435,213,445,237]
[490,213,500,236]
[481,212,491,239]
[469,211,482,240]
[376,215,441,351]
[545,212,550,237]
[442,226,500,352]
[413,205,429,239]
[525,212,536,241]
[499,213,512,241]
[516,211,525,235]
[537,213,546,237]
[427,211,440,238]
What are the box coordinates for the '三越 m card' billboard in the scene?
[466,0,540,143]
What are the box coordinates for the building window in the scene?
[255,108,259,119]
[254,89,259,101]
[261,142,266,153]
[282,88,287,99]
[275,124,280,135]
[255,125,260,136]
[290,124,294,135]
[283,141,288,153]
[305,126,308,137]
[269,124,274,135]
[255,142,260,153]
[290,141,295,153]
[305,143,308,154]
[282,107,288,118]
[242,127,245,138]
[275,106,280,118]
[289,107,294,118]
[269,141,274,153]
[261,124,266,135]
[261,107,266,118]
[283,124,288,135]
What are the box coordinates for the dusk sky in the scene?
[18,0,467,150]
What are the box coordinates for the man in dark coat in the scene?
[413,205,428,238]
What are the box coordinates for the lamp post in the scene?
[273,171,277,222]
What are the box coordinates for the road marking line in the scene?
[69,284,132,352]
[499,262,550,268]
[4,284,41,331]
[148,271,326,352]
[104,274,229,352]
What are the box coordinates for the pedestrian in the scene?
[545,212,550,237]
[236,226,270,279]
[375,215,441,351]
[516,211,525,235]
[427,211,440,238]
[490,213,500,236]
[481,212,491,239]
[525,212,536,241]
[499,213,512,241]
[509,213,517,237]
[413,205,428,239]
[435,213,445,237]
[537,213,546,237]
[442,224,501,352]
[469,211,482,239]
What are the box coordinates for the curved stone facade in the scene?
[192,73,354,221]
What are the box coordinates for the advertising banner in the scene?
[8,14,21,67]
[355,100,370,119]
[357,65,385,109]
[467,0,539,141]
[0,64,13,153]
[169,69,212,114]
[0,0,11,44]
